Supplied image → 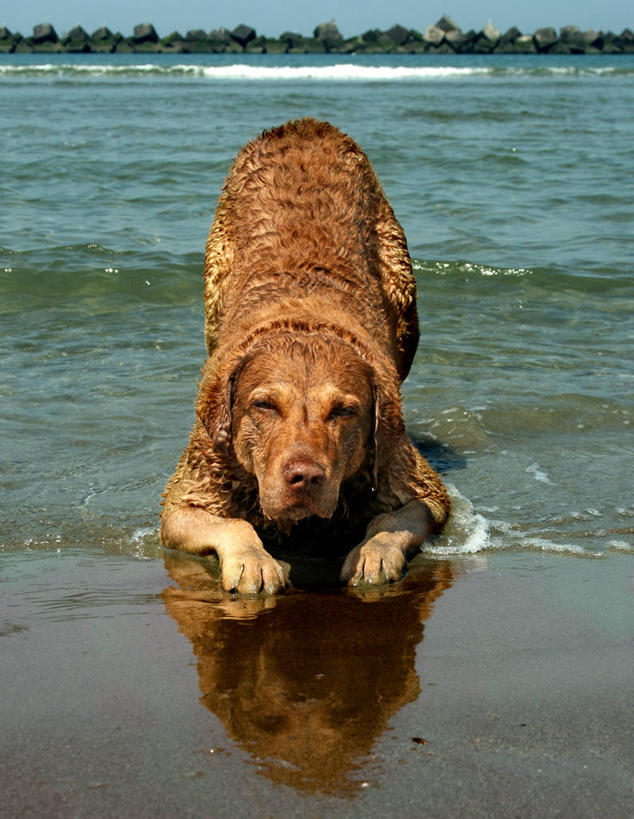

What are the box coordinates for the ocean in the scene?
[1,52,633,812]
[2,52,631,559]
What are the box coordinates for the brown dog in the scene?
[161,118,450,593]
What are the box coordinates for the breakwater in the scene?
[1,17,632,55]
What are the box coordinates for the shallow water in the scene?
[2,547,632,810]
[1,52,633,561]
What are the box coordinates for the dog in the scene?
[161,118,450,593]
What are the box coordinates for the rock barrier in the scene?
[0,19,632,54]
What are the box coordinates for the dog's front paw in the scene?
[220,548,287,595]
[340,537,406,587]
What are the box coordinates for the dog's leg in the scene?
[340,500,436,586]
[161,507,286,594]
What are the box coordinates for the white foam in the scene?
[0,63,491,81]
[424,483,492,556]
[421,484,612,559]
[608,539,633,553]
[526,463,554,485]
[2,63,626,82]
[412,260,531,277]
[521,537,601,557]
[131,525,158,543]
[199,64,494,81]
[127,526,162,560]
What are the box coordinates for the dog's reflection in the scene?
[162,551,453,795]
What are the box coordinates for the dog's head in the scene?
[197,333,402,527]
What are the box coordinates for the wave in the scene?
[425,485,492,555]
[1,62,633,82]
[412,259,632,289]
[3,485,629,559]
[413,259,532,278]
[1,249,628,304]
[0,243,202,305]
[424,485,631,559]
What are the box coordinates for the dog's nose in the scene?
[283,460,325,490]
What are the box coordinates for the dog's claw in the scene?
[341,541,406,586]
[221,550,286,595]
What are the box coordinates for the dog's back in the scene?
[203,118,419,381]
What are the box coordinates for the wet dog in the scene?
[161,118,450,593]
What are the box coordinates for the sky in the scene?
[2,0,632,39]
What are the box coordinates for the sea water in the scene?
[1,53,632,562]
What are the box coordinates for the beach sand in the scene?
[1,547,631,817]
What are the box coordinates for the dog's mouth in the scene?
[285,494,335,520]
[266,494,337,520]
[267,502,334,537]
[259,483,340,527]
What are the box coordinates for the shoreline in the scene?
[1,547,631,816]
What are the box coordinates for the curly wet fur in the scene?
[161,118,450,585]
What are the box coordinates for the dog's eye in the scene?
[253,399,277,412]
[328,405,357,420]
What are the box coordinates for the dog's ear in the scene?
[196,356,248,452]
[371,387,380,492]
[370,366,405,491]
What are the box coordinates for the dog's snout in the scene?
[283,460,325,490]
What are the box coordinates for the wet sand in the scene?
[0,547,631,817]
